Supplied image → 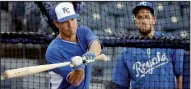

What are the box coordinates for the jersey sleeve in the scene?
[46,47,72,79]
[173,49,184,76]
[83,26,103,49]
[112,48,130,88]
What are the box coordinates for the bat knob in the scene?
[1,74,7,80]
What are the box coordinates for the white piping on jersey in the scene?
[88,39,103,51]
[133,52,169,78]
[61,39,77,44]
[66,72,72,82]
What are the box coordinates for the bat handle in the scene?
[95,54,106,60]
[82,54,107,64]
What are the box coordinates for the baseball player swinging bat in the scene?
[1,54,109,80]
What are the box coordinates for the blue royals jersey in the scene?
[112,32,184,89]
[46,26,99,89]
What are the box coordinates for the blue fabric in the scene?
[112,32,184,89]
[57,14,79,23]
[46,25,100,89]
[72,64,85,70]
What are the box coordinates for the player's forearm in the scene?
[177,76,182,89]
[89,40,102,56]
[68,69,84,86]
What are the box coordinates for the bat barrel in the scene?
[2,62,71,79]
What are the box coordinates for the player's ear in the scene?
[133,15,137,25]
[53,20,59,28]
[133,15,136,21]
[153,16,157,25]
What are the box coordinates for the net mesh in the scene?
[0,1,190,89]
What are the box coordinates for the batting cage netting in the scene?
[0,1,190,89]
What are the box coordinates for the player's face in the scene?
[134,8,156,36]
[56,18,78,37]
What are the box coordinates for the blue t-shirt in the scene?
[112,32,184,89]
[46,25,100,89]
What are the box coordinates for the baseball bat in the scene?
[1,54,108,80]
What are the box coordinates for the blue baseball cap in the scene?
[133,2,155,16]
[47,2,79,23]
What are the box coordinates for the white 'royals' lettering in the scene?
[133,52,169,78]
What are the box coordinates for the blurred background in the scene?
[0,1,190,89]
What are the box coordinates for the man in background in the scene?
[112,2,184,89]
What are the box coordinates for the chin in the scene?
[71,28,77,35]
[139,29,151,36]
[72,30,77,35]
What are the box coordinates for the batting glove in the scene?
[82,51,96,65]
[71,56,85,70]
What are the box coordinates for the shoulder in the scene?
[164,48,184,55]
[46,38,61,52]
[78,25,91,30]
[122,48,128,54]
[154,31,176,39]
[121,48,133,56]
[154,31,164,37]
[77,25,92,33]
[175,49,185,54]
[122,47,138,54]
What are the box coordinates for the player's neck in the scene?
[58,34,77,43]
[146,28,155,39]
[140,28,155,38]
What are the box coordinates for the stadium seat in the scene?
[152,1,169,7]
[42,2,59,8]
[156,3,181,18]
[156,19,163,32]
[123,2,137,15]
[116,15,136,30]
[92,29,104,36]
[101,26,116,36]
[100,15,115,28]
[38,15,53,34]
[159,16,188,30]
[78,14,101,29]
[153,1,168,18]
[114,27,129,37]
[24,2,41,32]
[167,4,181,16]
[11,2,25,19]
[179,1,190,7]
[79,2,100,15]
[1,10,12,32]
[101,2,137,16]
[79,14,115,30]
[182,16,190,29]
[183,7,190,18]
[162,31,178,38]
[101,2,126,16]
